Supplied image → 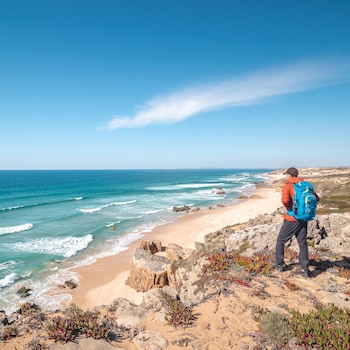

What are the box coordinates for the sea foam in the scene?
[78,200,136,213]
[0,261,17,271]
[2,234,93,258]
[0,223,33,235]
[0,273,17,288]
[147,182,225,191]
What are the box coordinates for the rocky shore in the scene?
[1,167,350,350]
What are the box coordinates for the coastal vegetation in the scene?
[1,246,350,349]
[317,194,350,214]
[1,167,350,349]
[253,304,350,349]
[201,248,350,349]
[159,290,196,328]
[46,304,113,343]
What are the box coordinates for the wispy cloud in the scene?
[105,58,349,130]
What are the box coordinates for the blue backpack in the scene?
[287,181,318,221]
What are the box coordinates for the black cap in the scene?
[285,167,298,177]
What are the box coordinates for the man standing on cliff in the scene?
[275,167,318,278]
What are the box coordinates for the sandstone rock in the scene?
[176,259,209,305]
[140,287,175,309]
[3,167,350,350]
[225,221,281,256]
[113,297,153,328]
[165,249,210,305]
[126,249,172,292]
[133,330,168,350]
[166,243,193,261]
[140,240,163,254]
[308,213,350,255]
[225,212,350,258]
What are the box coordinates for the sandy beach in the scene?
[4,167,350,350]
[66,174,283,310]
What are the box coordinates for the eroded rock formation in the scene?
[126,249,172,292]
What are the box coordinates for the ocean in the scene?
[0,169,272,313]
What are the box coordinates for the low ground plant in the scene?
[159,290,196,328]
[46,304,112,343]
[0,325,17,341]
[337,266,350,279]
[290,304,350,349]
[202,251,273,286]
[255,310,294,348]
[254,304,350,349]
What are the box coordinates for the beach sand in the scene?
[7,170,347,350]
[66,175,283,310]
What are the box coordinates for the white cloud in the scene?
[105,58,349,130]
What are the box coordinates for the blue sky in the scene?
[1,0,350,170]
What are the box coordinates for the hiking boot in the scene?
[274,263,289,272]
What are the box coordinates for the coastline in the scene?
[65,173,283,310]
[4,167,350,350]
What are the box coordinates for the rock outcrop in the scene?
[126,249,172,292]
[172,205,190,212]
[2,167,350,350]
[139,240,163,254]
[165,242,193,261]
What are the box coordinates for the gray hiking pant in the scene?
[276,219,309,270]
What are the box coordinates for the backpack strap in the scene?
[286,182,297,217]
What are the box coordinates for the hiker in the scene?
[275,167,319,278]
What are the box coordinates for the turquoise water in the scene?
[0,169,272,312]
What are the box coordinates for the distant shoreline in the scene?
[0,168,275,314]
[63,172,284,310]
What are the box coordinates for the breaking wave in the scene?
[77,200,136,214]
[0,273,17,289]
[2,234,93,258]
[0,223,33,235]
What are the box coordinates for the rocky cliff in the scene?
[1,167,350,350]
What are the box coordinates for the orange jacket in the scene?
[282,176,304,221]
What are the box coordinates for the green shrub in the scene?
[253,309,294,348]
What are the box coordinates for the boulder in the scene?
[139,240,163,254]
[16,286,32,298]
[309,213,350,255]
[113,298,152,328]
[166,243,193,261]
[126,249,172,292]
[133,330,168,350]
[215,187,226,195]
[64,279,78,289]
[172,205,190,212]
